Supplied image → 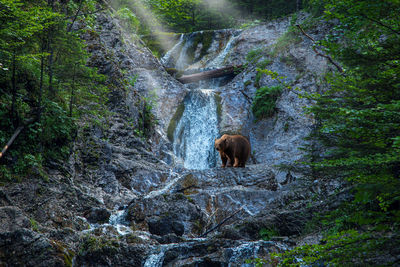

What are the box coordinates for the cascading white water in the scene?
[207,34,236,68]
[160,34,184,66]
[173,89,219,170]
[81,209,133,236]
[161,30,243,169]
[175,33,196,70]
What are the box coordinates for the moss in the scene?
[244,80,252,87]
[167,101,185,142]
[257,58,273,69]
[142,32,181,58]
[51,240,75,267]
[199,31,214,59]
[271,27,302,57]
[186,196,195,203]
[259,227,279,241]
[214,93,222,123]
[182,174,198,188]
[30,218,39,232]
[284,122,289,132]
[254,71,263,88]
[165,68,178,76]
[79,235,119,254]
[187,31,214,63]
[125,234,143,244]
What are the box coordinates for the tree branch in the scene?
[67,0,84,32]
[199,207,243,237]
[360,14,400,35]
[296,24,344,73]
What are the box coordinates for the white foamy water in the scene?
[173,89,219,170]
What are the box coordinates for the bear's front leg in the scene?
[220,153,228,168]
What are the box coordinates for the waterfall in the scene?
[161,34,184,66]
[161,30,241,170]
[207,34,236,68]
[173,89,219,170]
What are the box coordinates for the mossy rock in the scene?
[165,68,178,76]
[182,174,198,188]
[187,31,215,64]
[214,93,223,123]
[167,101,186,142]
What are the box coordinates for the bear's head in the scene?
[214,134,230,152]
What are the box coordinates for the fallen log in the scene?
[177,65,242,84]
[0,117,36,159]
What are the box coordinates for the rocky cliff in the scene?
[0,9,343,267]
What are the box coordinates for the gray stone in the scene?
[84,207,111,224]
[0,206,31,233]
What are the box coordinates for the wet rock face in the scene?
[127,193,207,236]
[0,229,65,266]
[75,241,147,267]
[125,165,282,240]
[0,206,30,233]
[148,216,185,236]
[81,11,187,161]
[85,207,111,224]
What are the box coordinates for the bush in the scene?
[252,85,283,120]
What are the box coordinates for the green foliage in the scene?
[259,227,279,240]
[30,218,39,232]
[112,0,304,34]
[245,47,264,64]
[138,91,158,138]
[79,234,119,254]
[279,0,400,265]
[116,7,140,32]
[0,0,110,180]
[252,85,283,120]
[274,230,400,266]
[272,27,302,57]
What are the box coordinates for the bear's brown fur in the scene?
[214,134,251,168]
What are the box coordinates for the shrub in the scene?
[252,85,283,120]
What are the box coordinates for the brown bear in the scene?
[214,134,251,168]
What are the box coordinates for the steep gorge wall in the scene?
[0,9,343,267]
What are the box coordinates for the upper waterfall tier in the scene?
[161,29,242,71]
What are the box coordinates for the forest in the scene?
[0,0,399,266]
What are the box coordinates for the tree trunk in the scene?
[69,63,77,117]
[48,45,55,97]
[38,33,46,125]
[47,0,55,98]
[67,0,84,32]
[296,0,302,11]
[10,50,17,128]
